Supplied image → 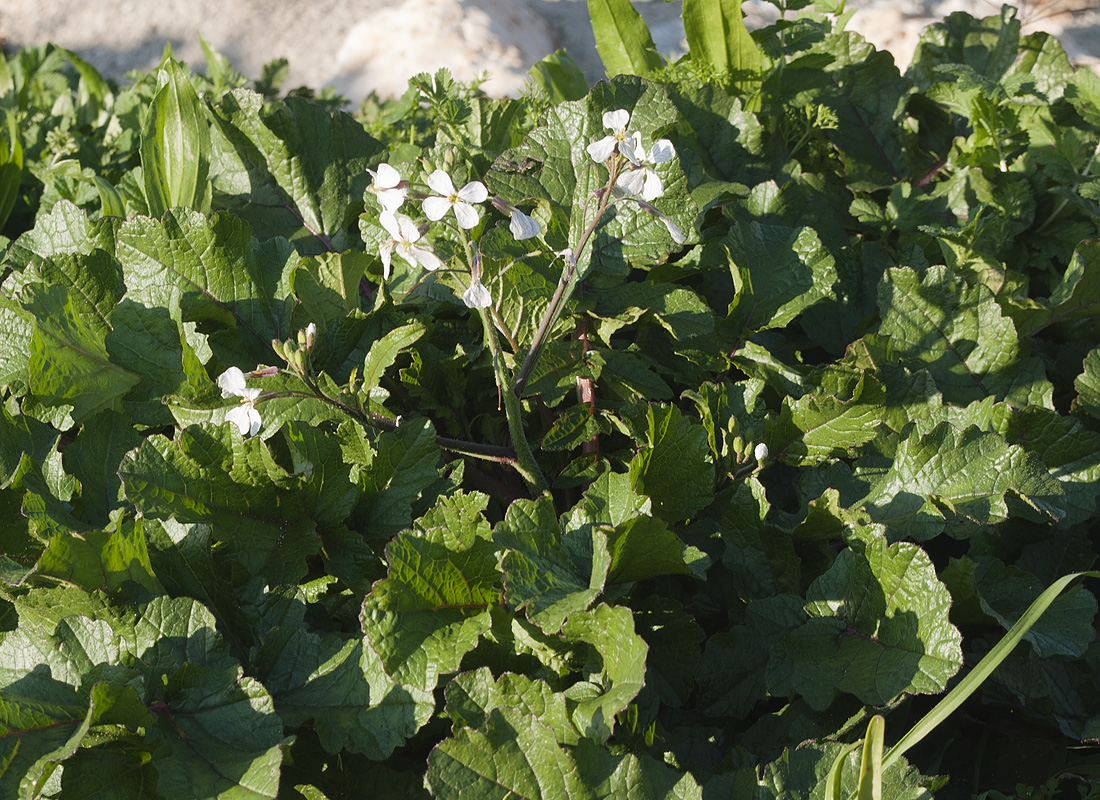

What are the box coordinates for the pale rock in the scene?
[329,0,558,98]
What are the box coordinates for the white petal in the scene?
[650,139,676,164]
[217,366,247,398]
[411,246,444,272]
[615,168,646,197]
[370,162,401,189]
[453,202,481,229]
[509,209,541,240]
[380,212,401,238]
[458,181,488,204]
[426,169,456,196]
[378,188,406,213]
[379,241,394,278]
[641,170,665,201]
[619,131,643,166]
[754,442,769,461]
[226,403,261,437]
[586,136,617,163]
[423,195,452,222]
[603,108,630,131]
[396,215,423,243]
[462,280,492,309]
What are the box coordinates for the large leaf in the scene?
[119,424,318,583]
[361,492,501,689]
[725,222,837,333]
[252,626,434,759]
[494,494,612,633]
[116,208,296,363]
[629,403,714,524]
[767,533,963,710]
[764,367,885,465]
[856,421,1065,541]
[0,594,285,800]
[877,265,1052,408]
[209,90,381,251]
[24,282,140,423]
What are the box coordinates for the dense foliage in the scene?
[1,1,1099,797]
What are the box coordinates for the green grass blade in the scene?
[681,0,763,82]
[0,111,22,233]
[884,570,1100,771]
[856,715,884,800]
[587,0,664,78]
[140,58,211,217]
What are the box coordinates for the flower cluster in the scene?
[217,366,262,437]
[586,108,684,244]
[366,162,544,309]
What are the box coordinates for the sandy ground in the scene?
[0,0,1097,99]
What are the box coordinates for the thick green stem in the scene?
[478,306,548,495]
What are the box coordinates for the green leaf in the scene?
[140,58,211,216]
[629,403,714,523]
[764,368,885,465]
[527,50,589,103]
[681,0,764,84]
[356,419,442,541]
[557,603,648,741]
[1005,240,1100,337]
[362,322,426,396]
[1075,346,1100,420]
[361,492,500,689]
[494,495,612,633]
[697,594,805,718]
[445,667,579,746]
[0,595,285,799]
[768,534,963,710]
[427,706,590,800]
[587,0,664,78]
[117,208,296,362]
[25,282,141,422]
[725,222,837,333]
[289,250,369,331]
[209,90,382,251]
[974,558,1097,659]
[119,424,318,583]
[856,421,1065,541]
[253,627,434,759]
[995,405,1100,527]
[34,513,161,595]
[877,265,1052,408]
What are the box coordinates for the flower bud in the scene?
[754,442,769,462]
[304,322,317,353]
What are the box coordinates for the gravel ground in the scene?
[0,0,1097,99]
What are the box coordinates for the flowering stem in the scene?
[477,305,548,495]
[513,157,623,396]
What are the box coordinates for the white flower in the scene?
[462,279,492,309]
[217,366,262,437]
[422,170,488,229]
[586,108,633,163]
[492,196,542,240]
[379,213,444,278]
[367,162,407,214]
[616,133,676,201]
[754,442,769,462]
